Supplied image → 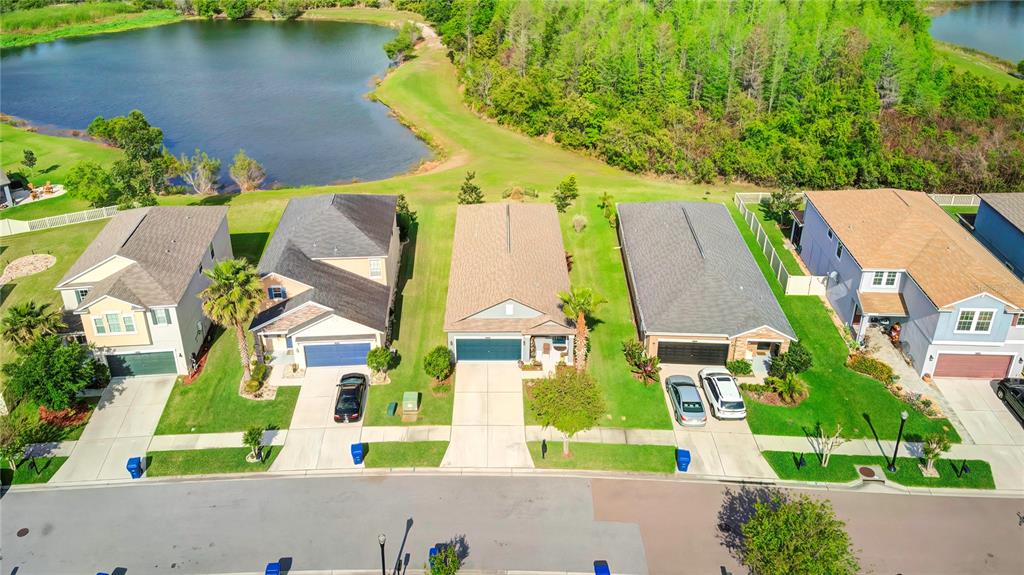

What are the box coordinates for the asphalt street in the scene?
[1,474,1022,574]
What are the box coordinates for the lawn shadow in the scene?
[862,413,884,456]
[197,192,239,206]
[390,220,419,342]
[0,282,14,306]
[39,164,59,175]
[716,486,780,562]
[230,232,270,264]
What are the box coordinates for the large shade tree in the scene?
[1,301,65,350]
[558,287,606,371]
[198,259,265,383]
[1,335,103,411]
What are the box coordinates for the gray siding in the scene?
[799,201,865,324]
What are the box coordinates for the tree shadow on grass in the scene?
[390,220,419,342]
[716,486,780,563]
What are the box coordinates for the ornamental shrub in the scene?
[767,341,812,378]
[367,346,392,374]
[423,345,453,383]
[726,359,753,376]
[847,353,895,384]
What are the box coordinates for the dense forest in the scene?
[404,0,1023,193]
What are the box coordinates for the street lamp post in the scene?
[887,410,909,473]
[378,533,386,575]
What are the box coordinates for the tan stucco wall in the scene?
[260,274,312,309]
[69,255,135,284]
[731,328,792,361]
[319,257,388,285]
[82,298,151,347]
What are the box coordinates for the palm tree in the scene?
[198,259,265,383]
[558,287,606,371]
[1,301,65,349]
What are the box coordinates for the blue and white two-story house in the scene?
[799,189,1024,380]
[973,193,1024,280]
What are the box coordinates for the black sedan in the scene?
[334,373,367,423]
[996,377,1024,422]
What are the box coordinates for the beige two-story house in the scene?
[250,194,401,369]
[55,206,232,376]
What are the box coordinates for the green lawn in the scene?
[1,8,182,49]
[0,193,92,221]
[729,205,959,441]
[763,451,995,489]
[8,395,100,442]
[146,446,280,477]
[154,331,299,434]
[752,203,803,276]
[528,441,676,474]
[1,456,68,485]
[1,122,122,198]
[934,42,1022,88]
[363,441,448,468]
[942,204,978,220]
[303,7,424,26]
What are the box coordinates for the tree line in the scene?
[408,0,1023,194]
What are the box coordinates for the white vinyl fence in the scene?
[0,206,118,237]
[929,194,980,207]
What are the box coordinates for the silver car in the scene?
[666,375,707,426]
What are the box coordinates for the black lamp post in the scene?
[378,533,386,575]
[887,410,909,473]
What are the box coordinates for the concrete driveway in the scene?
[933,378,1024,446]
[660,364,776,479]
[271,367,367,472]
[441,362,533,468]
[52,376,176,482]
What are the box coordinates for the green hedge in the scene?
[847,353,896,385]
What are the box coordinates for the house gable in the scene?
[58,255,136,287]
[469,299,543,321]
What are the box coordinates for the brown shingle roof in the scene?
[857,291,908,316]
[806,189,1024,310]
[444,203,572,333]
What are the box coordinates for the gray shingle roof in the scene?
[617,201,795,340]
[254,194,397,333]
[59,206,228,308]
[258,194,397,272]
[979,193,1024,233]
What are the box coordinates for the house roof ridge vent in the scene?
[682,207,705,259]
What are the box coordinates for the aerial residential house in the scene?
[973,193,1024,280]
[444,203,574,365]
[617,201,796,366]
[799,189,1024,379]
[249,194,401,369]
[55,206,231,377]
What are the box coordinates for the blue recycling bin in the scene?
[675,449,691,472]
[126,456,143,479]
[351,442,364,465]
[429,545,439,558]
[265,562,281,575]
[594,561,611,575]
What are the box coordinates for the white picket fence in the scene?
[0,206,119,237]
[929,193,980,207]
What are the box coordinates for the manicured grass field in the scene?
[1,456,68,485]
[146,447,280,477]
[154,331,299,435]
[528,442,675,474]
[934,42,1022,88]
[0,193,91,221]
[1,122,121,197]
[1,8,182,49]
[942,204,978,220]
[763,451,995,489]
[304,7,423,26]
[730,205,959,442]
[363,441,448,468]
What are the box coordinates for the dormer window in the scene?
[369,258,383,279]
[268,286,286,300]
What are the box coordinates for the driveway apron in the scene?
[442,363,533,468]
[52,376,176,482]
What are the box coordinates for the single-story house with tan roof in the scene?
[444,203,574,365]
[799,188,1024,379]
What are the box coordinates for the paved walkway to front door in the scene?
[441,362,533,468]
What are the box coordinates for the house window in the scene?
[505,302,515,315]
[105,313,122,334]
[551,336,567,344]
[93,317,106,335]
[209,243,215,259]
[369,258,383,279]
[122,315,136,333]
[75,288,90,304]
[835,240,844,260]
[827,228,833,240]
[955,309,995,333]
[1014,313,1024,327]
[150,309,172,326]
[885,271,898,286]
[268,286,286,300]
[198,264,203,276]
[872,271,885,286]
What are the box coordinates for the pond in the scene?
[930,1,1024,62]
[0,20,431,187]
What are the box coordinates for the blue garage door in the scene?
[455,338,521,361]
[303,342,372,367]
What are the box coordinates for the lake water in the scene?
[0,20,430,187]
[930,0,1024,62]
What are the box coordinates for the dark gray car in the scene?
[996,378,1024,423]
[666,375,706,427]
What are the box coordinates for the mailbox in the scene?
[351,442,365,465]
[126,456,144,479]
[675,449,691,473]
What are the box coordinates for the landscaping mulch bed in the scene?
[0,254,56,284]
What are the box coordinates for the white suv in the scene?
[697,368,747,420]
